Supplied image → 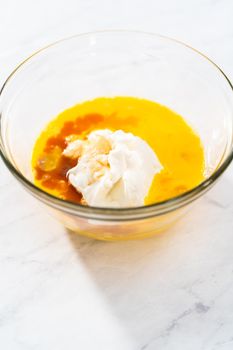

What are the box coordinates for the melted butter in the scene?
[32,97,205,205]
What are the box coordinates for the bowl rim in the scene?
[1,30,233,221]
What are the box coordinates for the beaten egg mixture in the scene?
[32,97,204,206]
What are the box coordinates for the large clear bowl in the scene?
[0,31,233,240]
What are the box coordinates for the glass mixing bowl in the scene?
[1,31,233,240]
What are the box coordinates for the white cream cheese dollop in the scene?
[63,129,163,207]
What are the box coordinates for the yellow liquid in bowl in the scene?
[32,97,205,205]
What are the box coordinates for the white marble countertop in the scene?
[1,1,233,349]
